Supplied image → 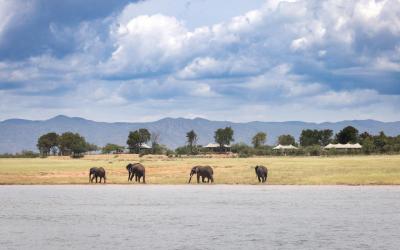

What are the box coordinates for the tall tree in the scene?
[319,129,333,146]
[278,134,295,145]
[252,132,267,148]
[300,129,333,146]
[186,130,198,154]
[214,127,234,151]
[335,126,359,144]
[299,129,320,146]
[37,132,59,156]
[150,131,161,154]
[127,128,151,153]
[58,132,88,157]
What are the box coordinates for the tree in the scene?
[319,129,333,146]
[278,134,295,145]
[37,132,59,156]
[58,132,88,157]
[214,127,234,151]
[252,132,267,148]
[373,131,387,152]
[102,143,124,154]
[299,129,320,147]
[186,130,198,154]
[335,126,359,144]
[150,131,161,154]
[300,129,333,146]
[127,128,151,153]
[85,143,99,152]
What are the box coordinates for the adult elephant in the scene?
[126,163,146,183]
[255,165,268,183]
[89,167,106,183]
[188,166,214,184]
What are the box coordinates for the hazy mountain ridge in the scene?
[1,115,400,153]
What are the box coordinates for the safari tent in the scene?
[272,144,298,150]
[324,143,362,149]
[204,143,231,152]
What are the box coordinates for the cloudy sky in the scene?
[0,0,399,122]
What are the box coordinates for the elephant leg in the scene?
[128,172,131,181]
[143,175,145,184]
[258,176,262,182]
[210,176,214,183]
[95,176,98,183]
[201,176,205,183]
[135,175,138,182]
[197,174,200,184]
[91,176,95,183]
[138,176,142,183]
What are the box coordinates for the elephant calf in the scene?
[188,166,214,184]
[89,167,106,183]
[255,165,268,183]
[126,163,146,183]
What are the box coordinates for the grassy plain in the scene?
[0,154,399,185]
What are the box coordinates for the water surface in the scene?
[1,185,399,249]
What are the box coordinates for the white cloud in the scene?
[0,0,34,43]
[1,0,400,122]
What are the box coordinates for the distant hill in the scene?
[1,115,400,153]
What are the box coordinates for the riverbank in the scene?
[0,155,399,185]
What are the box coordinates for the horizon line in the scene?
[1,114,399,125]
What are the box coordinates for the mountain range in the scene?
[1,115,400,153]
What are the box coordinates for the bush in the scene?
[0,150,40,158]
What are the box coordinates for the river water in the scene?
[0,185,399,250]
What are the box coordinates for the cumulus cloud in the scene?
[0,0,399,122]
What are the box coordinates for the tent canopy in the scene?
[273,144,298,150]
[324,143,362,149]
[204,143,231,148]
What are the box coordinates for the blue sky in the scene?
[0,0,399,122]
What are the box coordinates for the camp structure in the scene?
[204,143,231,152]
[272,144,298,150]
[272,144,298,155]
[139,143,152,149]
[324,143,362,149]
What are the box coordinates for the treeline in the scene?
[37,132,98,157]
[230,126,400,157]
[3,125,398,158]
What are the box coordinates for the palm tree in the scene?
[186,130,198,154]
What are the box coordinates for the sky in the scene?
[0,0,399,122]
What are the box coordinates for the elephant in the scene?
[255,165,268,183]
[126,163,146,183]
[89,167,106,183]
[188,166,214,184]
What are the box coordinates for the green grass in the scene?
[0,155,399,185]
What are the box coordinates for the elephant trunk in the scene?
[188,174,193,183]
[89,173,91,183]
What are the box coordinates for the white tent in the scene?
[273,144,298,150]
[204,143,230,148]
[139,143,152,149]
[324,143,362,149]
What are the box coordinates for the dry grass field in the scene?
[0,154,399,185]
